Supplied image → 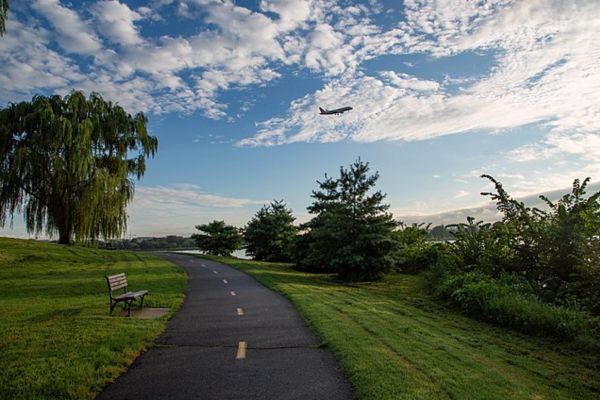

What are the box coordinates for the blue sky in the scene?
[1,0,599,237]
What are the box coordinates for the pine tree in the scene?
[0,91,157,244]
[244,200,297,262]
[295,159,397,281]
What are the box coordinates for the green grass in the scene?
[0,238,186,400]
[201,255,600,400]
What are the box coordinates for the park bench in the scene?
[106,273,148,316]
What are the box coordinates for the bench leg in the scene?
[127,299,133,317]
[110,300,116,315]
[140,295,145,310]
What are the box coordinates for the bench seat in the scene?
[114,290,149,301]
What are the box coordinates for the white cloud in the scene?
[133,185,267,209]
[240,0,600,151]
[92,1,144,46]
[3,0,412,117]
[5,0,600,153]
[125,185,269,235]
[0,19,86,98]
[33,0,102,54]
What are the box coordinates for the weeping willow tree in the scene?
[0,0,7,36]
[0,91,158,244]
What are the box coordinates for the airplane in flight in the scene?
[319,106,353,115]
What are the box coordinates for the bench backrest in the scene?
[106,273,128,297]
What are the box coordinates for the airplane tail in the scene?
[319,107,326,113]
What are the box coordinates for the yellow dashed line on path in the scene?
[237,307,244,316]
[223,279,228,284]
[236,341,247,360]
[213,270,219,274]
[230,290,237,296]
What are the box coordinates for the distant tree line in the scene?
[100,235,196,251]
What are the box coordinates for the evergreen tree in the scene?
[295,159,397,281]
[192,220,243,256]
[0,91,157,244]
[244,200,297,262]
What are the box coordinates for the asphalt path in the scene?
[97,253,353,400]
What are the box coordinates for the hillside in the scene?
[0,238,186,400]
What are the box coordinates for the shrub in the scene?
[393,242,448,273]
[429,267,600,342]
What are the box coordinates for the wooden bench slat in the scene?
[110,282,128,291]
[108,277,127,284]
[107,273,126,281]
[108,277,128,286]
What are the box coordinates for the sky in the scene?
[1,0,600,238]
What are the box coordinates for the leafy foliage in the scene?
[0,0,7,36]
[391,222,438,273]
[0,91,157,244]
[482,175,600,311]
[294,159,397,281]
[192,220,243,256]
[447,217,517,276]
[437,175,600,315]
[244,200,297,262]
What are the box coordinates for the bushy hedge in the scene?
[428,265,600,344]
[393,242,447,273]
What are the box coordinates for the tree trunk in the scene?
[58,231,71,245]
[58,224,72,245]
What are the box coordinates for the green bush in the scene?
[393,242,448,273]
[429,267,600,343]
[244,200,297,262]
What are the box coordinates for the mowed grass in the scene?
[0,238,186,400]
[202,256,600,400]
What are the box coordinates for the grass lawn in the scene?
[0,238,186,400]
[201,255,600,400]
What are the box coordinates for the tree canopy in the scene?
[294,159,397,281]
[192,220,243,256]
[244,200,297,262]
[0,0,7,36]
[0,91,157,244]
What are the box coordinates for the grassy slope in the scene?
[203,256,600,400]
[0,238,186,400]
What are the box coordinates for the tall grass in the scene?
[428,266,600,347]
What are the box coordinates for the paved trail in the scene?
[97,253,353,400]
